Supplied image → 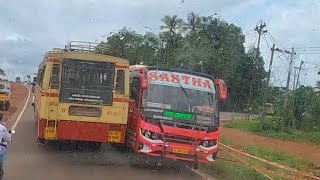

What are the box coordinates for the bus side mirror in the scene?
[139,69,148,89]
[215,79,227,102]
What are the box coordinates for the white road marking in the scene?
[191,168,216,180]
[11,85,30,130]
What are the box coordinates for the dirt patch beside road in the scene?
[220,126,320,164]
[1,83,28,122]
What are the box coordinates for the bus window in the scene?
[130,76,140,102]
[37,66,46,87]
[51,64,60,89]
[116,70,125,94]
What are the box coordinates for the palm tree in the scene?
[160,15,184,36]
[160,15,185,49]
[184,12,202,33]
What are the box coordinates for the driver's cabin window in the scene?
[116,70,125,94]
[130,76,140,102]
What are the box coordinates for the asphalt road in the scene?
[4,95,202,180]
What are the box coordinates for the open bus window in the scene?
[129,76,140,102]
[116,70,125,94]
[51,64,60,89]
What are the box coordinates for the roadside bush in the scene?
[274,86,319,131]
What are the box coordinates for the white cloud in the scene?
[2,33,32,42]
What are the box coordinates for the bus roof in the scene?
[39,41,129,67]
[129,65,215,80]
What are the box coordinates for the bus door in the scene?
[45,63,60,139]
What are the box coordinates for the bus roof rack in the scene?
[65,41,99,52]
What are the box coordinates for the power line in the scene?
[266,31,285,50]
[291,46,320,49]
[297,52,320,54]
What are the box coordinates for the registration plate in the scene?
[108,130,121,142]
[0,94,8,100]
[172,148,189,154]
[45,128,56,138]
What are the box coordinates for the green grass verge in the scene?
[219,136,318,173]
[244,145,315,171]
[223,119,320,145]
[201,160,269,180]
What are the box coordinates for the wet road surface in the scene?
[4,95,202,180]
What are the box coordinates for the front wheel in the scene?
[129,151,143,167]
[4,102,9,111]
[192,163,199,170]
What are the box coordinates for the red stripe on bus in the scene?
[116,65,129,69]
[51,59,60,63]
[41,92,59,97]
[113,98,129,103]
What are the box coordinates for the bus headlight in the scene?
[142,130,160,140]
[201,140,217,147]
[203,140,209,147]
[145,131,151,138]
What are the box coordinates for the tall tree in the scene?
[96,28,160,65]
[96,13,267,111]
[184,12,202,33]
[160,15,184,48]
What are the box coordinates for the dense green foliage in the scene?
[96,12,267,111]
[273,85,320,131]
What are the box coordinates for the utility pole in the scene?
[260,44,275,122]
[293,68,297,91]
[295,60,304,90]
[286,47,295,92]
[266,44,276,88]
[260,45,294,121]
[246,21,267,120]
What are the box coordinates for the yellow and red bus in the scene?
[34,41,129,150]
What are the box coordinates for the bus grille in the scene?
[163,134,195,145]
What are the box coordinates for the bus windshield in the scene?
[142,70,218,126]
[60,59,115,105]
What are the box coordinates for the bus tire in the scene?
[4,102,9,111]
[37,137,46,145]
[192,163,198,170]
[129,151,144,167]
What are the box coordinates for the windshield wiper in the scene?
[178,81,189,98]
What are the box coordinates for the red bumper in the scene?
[134,121,219,163]
[38,119,126,143]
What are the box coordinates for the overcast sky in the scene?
[0,0,319,87]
